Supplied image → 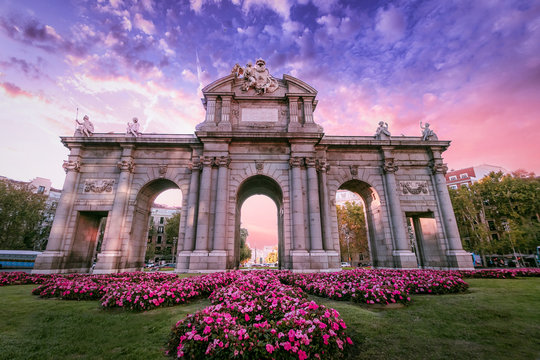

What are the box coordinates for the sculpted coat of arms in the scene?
[232,58,279,95]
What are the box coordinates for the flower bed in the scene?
[458,268,540,279]
[166,271,352,359]
[278,269,469,305]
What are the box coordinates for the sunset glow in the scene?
[1,0,539,248]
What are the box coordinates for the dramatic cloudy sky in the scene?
[1,0,539,247]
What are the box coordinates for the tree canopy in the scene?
[0,180,47,250]
[449,171,540,257]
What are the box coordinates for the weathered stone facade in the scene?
[33,65,473,274]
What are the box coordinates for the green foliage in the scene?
[164,212,180,242]
[0,180,47,250]
[239,228,251,264]
[450,171,540,256]
[336,201,368,263]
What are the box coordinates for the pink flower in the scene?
[266,344,274,353]
[298,349,308,360]
[245,313,250,322]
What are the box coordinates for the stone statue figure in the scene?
[420,121,438,141]
[232,58,279,95]
[76,115,94,137]
[127,117,141,137]
[374,121,391,139]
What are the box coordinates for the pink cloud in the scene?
[0,82,32,98]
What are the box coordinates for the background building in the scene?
[445,164,509,189]
[146,205,181,264]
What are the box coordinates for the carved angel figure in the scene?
[232,58,279,95]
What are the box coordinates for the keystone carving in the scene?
[400,181,429,195]
[255,160,264,174]
[84,179,115,193]
[349,165,359,177]
[158,164,168,178]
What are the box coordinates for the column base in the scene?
[32,251,67,274]
[92,251,123,274]
[446,250,474,270]
[392,250,419,269]
[177,250,228,272]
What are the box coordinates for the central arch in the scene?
[235,175,284,269]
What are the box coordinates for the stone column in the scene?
[381,148,418,268]
[33,148,82,273]
[212,156,230,251]
[430,149,473,269]
[205,96,217,125]
[94,146,134,273]
[182,158,201,252]
[218,96,232,131]
[303,97,314,123]
[317,159,334,251]
[289,157,306,250]
[306,157,323,250]
[287,96,301,131]
[194,156,213,252]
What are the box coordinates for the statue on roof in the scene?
[126,117,141,137]
[420,121,438,141]
[75,115,94,137]
[374,121,391,140]
[232,58,279,95]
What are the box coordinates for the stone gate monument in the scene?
[33,59,473,274]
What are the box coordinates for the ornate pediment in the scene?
[197,59,322,134]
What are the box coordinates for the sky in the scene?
[1,0,539,248]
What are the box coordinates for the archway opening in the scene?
[336,180,382,267]
[241,195,278,268]
[235,175,283,269]
[129,179,182,269]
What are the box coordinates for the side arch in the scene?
[124,178,182,270]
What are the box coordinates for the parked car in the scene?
[341,262,351,267]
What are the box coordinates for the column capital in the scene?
[382,158,398,173]
[430,160,448,174]
[289,156,304,168]
[117,159,135,173]
[188,158,202,172]
[316,159,329,172]
[62,160,81,173]
[305,157,317,168]
[214,156,231,168]
[200,156,213,167]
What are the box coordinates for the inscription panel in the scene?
[241,108,278,122]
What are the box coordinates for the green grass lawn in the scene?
[1,278,539,360]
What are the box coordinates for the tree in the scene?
[0,180,47,250]
[165,212,180,242]
[239,228,251,264]
[336,201,369,264]
[449,171,540,260]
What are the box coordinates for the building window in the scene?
[148,236,152,243]
[491,233,499,241]
[461,183,469,188]
[449,175,457,181]
[488,221,496,231]
[37,185,45,194]
[157,236,162,244]
[160,217,164,224]
[449,185,458,190]
[460,173,468,179]
[157,226,164,233]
